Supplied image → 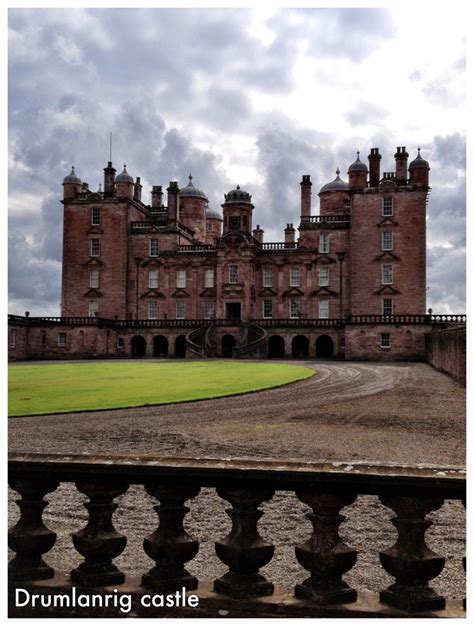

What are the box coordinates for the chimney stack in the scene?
[394,146,409,184]
[167,182,180,224]
[368,148,381,187]
[103,161,116,197]
[151,185,163,210]
[284,223,296,245]
[300,175,312,217]
[134,177,142,203]
[253,225,264,243]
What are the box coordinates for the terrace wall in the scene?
[425,326,466,383]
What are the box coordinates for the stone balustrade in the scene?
[8,453,465,618]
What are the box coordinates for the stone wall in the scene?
[425,326,466,383]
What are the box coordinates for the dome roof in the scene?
[180,174,208,200]
[115,164,134,183]
[348,151,368,173]
[319,168,349,193]
[224,184,252,203]
[63,166,81,185]
[409,148,430,170]
[205,204,222,220]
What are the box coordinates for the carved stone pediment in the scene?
[87,226,104,235]
[315,254,337,265]
[258,287,278,297]
[378,180,398,193]
[373,251,401,262]
[377,217,399,227]
[140,289,166,299]
[282,287,304,298]
[374,285,401,295]
[310,287,338,298]
[172,289,190,298]
[83,288,103,298]
[142,257,164,267]
[199,288,216,297]
[84,258,103,267]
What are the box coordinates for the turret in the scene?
[167,181,180,224]
[205,204,223,244]
[318,169,350,216]
[103,161,116,197]
[222,185,254,235]
[347,152,368,191]
[300,175,312,217]
[394,146,409,184]
[409,148,430,188]
[368,148,381,187]
[62,166,82,200]
[115,165,134,199]
[179,174,207,242]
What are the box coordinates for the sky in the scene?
[8,6,466,315]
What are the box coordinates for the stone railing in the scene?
[300,215,351,224]
[130,219,168,232]
[8,453,465,618]
[256,318,344,327]
[177,245,217,253]
[260,242,299,250]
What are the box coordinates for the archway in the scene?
[315,335,334,358]
[153,335,168,357]
[268,335,285,358]
[221,334,236,358]
[292,335,309,358]
[131,335,146,357]
[174,335,186,358]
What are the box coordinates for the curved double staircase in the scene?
[185,321,267,358]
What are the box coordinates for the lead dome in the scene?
[63,166,81,185]
[224,184,252,202]
[348,152,369,173]
[180,174,208,200]
[115,165,134,183]
[319,169,349,193]
[409,148,430,170]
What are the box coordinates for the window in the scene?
[382,264,393,284]
[319,268,329,287]
[148,300,158,319]
[58,332,67,347]
[290,267,300,287]
[204,301,214,319]
[263,300,273,318]
[149,270,158,289]
[176,301,186,319]
[90,238,100,257]
[382,298,393,316]
[177,270,186,288]
[204,269,214,288]
[290,299,301,319]
[89,301,99,317]
[89,270,99,289]
[383,197,393,216]
[229,265,238,284]
[263,268,273,288]
[380,333,391,348]
[150,239,159,256]
[207,222,213,232]
[9,328,16,349]
[117,337,125,349]
[318,300,329,319]
[91,207,101,225]
[319,234,330,253]
[382,231,393,251]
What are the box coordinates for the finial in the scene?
[71,165,75,173]
[98,183,102,192]
[236,184,240,189]
[417,147,421,156]
[356,151,360,158]
[189,173,193,182]
[336,167,340,177]
[123,164,127,169]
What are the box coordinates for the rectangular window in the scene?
[148,300,158,319]
[117,337,125,349]
[229,265,238,284]
[382,264,393,285]
[90,238,100,257]
[263,268,273,287]
[89,301,99,317]
[89,269,99,289]
[382,231,393,251]
[380,333,391,348]
[58,332,67,347]
[263,300,273,318]
[318,300,329,319]
[290,267,300,287]
[91,207,101,225]
[382,197,393,216]
[204,269,214,288]
[176,270,186,288]
[176,301,186,319]
[9,328,16,349]
[382,298,393,316]
[203,301,214,319]
[290,299,301,319]
[150,239,159,256]
[319,234,330,253]
[207,222,213,232]
[319,268,329,287]
[149,270,158,288]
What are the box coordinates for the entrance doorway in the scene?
[174,335,186,358]
[292,335,309,358]
[268,335,285,358]
[153,335,168,357]
[221,334,236,358]
[226,303,241,320]
[315,335,334,358]
[131,335,146,357]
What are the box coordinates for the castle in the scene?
[8,145,465,361]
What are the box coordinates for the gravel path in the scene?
[9,361,465,601]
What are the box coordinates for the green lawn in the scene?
[8,361,314,417]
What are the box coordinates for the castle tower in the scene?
[115,165,134,199]
[205,203,223,244]
[179,174,208,243]
[62,167,82,200]
[409,148,430,189]
[221,185,254,236]
[318,169,350,216]
[348,152,368,191]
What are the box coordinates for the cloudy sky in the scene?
[8,6,466,315]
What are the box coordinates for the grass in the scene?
[8,361,314,417]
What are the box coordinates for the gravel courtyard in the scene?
[9,361,466,601]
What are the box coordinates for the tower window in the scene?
[290,267,300,287]
[263,300,273,318]
[229,265,238,284]
[176,301,186,319]
[382,265,393,285]
[204,301,214,319]
[319,268,329,287]
[263,268,273,288]
[90,238,100,257]
[382,231,393,251]
[89,301,99,317]
[148,300,158,319]
[290,299,301,319]
[318,300,329,319]
[150,239,159,257]
[380,333,391,348]
[89,270,99,288]
[204,269,214,288]
[177,270,186,288]
[382,298,393,316]
[382,197,393,216]
[319,234,330,253]
[91,207,101,225]
[149,270,158,289]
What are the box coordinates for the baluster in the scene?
[214,487,275,598]
[71,480,128,586]
[142,484,200,593]
[9,476,59,582]
[294,490,357,604]
[379,495,445,612]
